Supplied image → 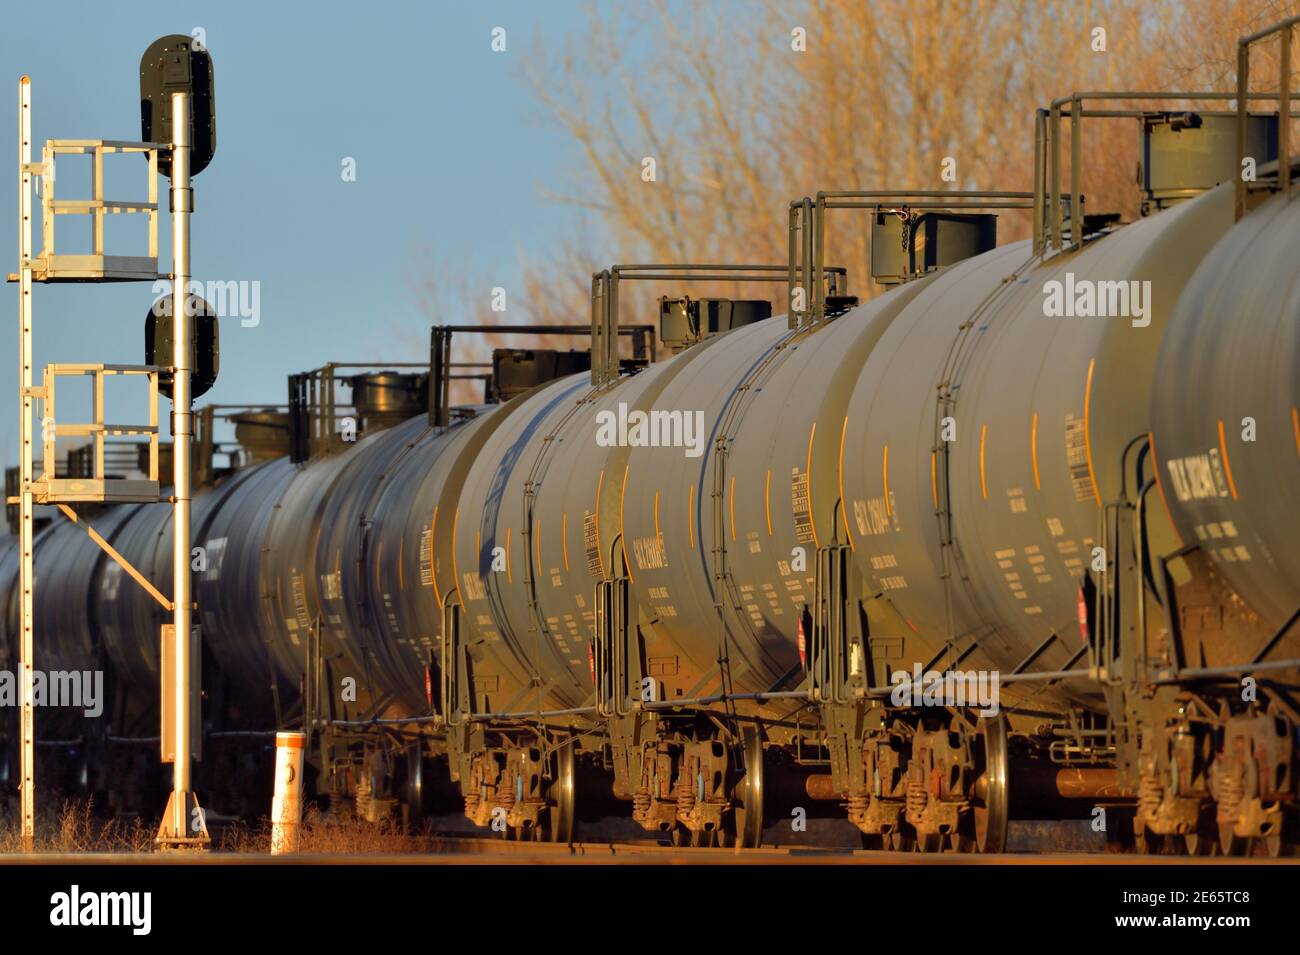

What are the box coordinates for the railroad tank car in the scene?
[0,408,501,815]
[2,94,1298,855]
[840,185,1234,700]
[1151,189,1300,641]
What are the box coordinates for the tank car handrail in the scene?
[1038,90,1284,252]
[788,189,1035,326]
[1152,657,1300,684]
[590,263,838,386]
[1237,17,1298,216]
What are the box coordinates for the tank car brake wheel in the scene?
[546,741,578,845]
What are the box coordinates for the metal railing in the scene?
[789,191,1032,326]
[591,263,846,386]
[27,139,163,282]
[429,323,653,424]
[34,363,161,504]
[1237,16,1298,217]
[1039,91,1284,253]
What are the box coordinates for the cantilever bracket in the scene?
[55,503,173,611]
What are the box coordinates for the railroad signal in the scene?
[146,295,220,400]
[140,34,216,177]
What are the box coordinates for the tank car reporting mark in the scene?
[1164,447,1232,503]
[1146,433,1184,548]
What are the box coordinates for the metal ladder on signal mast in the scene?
[6,77,193,849]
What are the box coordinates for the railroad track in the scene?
[6,836,1299,865]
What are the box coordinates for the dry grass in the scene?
[0,799,442,855]
[218,806,443,855]
[0,798,154,854]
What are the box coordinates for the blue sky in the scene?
[0,0,605,461]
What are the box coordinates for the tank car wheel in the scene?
[1135,824,1165,855]
[1260,806,1296,858]
[1261,826,1290,858]
[510,822,543,842]
[1257,802,1295,858]
[1178,811,1217,856]
[545,741,578,844]
[405,744,426,828]
[886,827,915,852]
[1177,833,1212,856]
[668,824,716,847]
[731,728,766,849]
[916,831,945,853]
[1217,823,1251,857]
[956,714,1010,854]
[693,827,720,847]
[863,828,913,851]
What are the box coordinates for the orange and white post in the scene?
[271,731,307,854]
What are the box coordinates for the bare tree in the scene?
[522,1,1297,311]
[416,0,1300,365]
